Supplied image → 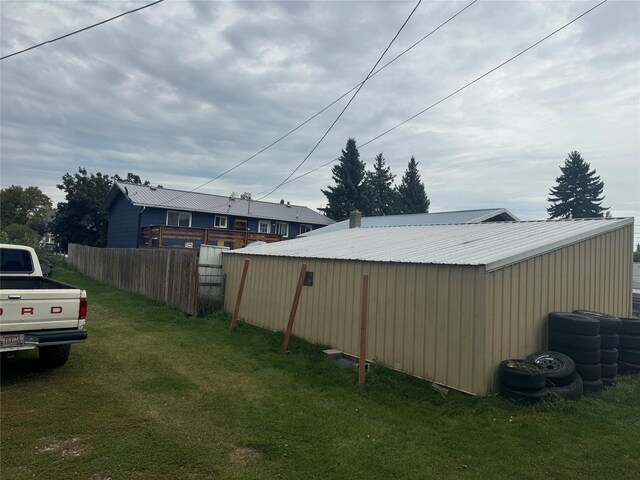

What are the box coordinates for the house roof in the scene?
[102,182,334,225]
[228,218,633,272]
[299,208,519,237]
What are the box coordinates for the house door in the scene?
[234,220,248,231]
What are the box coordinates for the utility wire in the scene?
[257,0,423,200]
[255,0,609,197]
[1,0,165,60]
[157,0,477,207]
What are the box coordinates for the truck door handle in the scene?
[8,295,21,300]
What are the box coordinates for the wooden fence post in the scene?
[230,259,250,332]
[280,263,308,353]
[359,274,369,387]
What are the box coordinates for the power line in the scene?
[1,0,165,61]
[255,0,609,197]
[257,0,423,200]
[156,0,478,207]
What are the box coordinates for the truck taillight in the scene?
[79,298,88,320]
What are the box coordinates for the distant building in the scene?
[101,182,333,249]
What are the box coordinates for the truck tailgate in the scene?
[0,289,84,332]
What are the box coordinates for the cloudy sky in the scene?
[1,0,638,241]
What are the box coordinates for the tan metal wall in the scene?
[224,255,488,395]
[485,225,634,391]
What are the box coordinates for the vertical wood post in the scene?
[230,259,250,332]
[281,263,308,353]
[359,274,369,387]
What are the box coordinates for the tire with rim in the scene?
[548,312,600,335]
[618,349,640,364]
[620,318,640,335]
[583,378,604,394]
[575,363,601,381]
[573,310,622,333]
[498,360,546,390]
[600,333,619,349]
[600,363,617,378]
[39,345,71,368]
[499,383,547,403]
[600,348,618,364]
[618,335,640,350]
[548,344,600,365]
[548,331,600,351]
[547,375,583,401]
[526,351,576,387]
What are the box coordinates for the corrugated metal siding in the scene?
[485,225,633,391]
[224,254,487,395]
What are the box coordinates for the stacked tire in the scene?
[618,317,640,374]
[526,351,582,400]
[547,312,603,393]
[498,359,547,402]
[574,310,621,388]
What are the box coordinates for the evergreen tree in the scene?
[363,153,399,216]
[321,138,368,221]
[397,156,430,214]
[547,151,608,219]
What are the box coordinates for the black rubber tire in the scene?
[600,348,619,364]
[548,343,600,365]
[617,361,640,375]
[618,334,640,350]
[600,333,619,349]
[602,377,616,388]
[39,345,71,367]
[547,331,601,351]
[620,317,640,335]
[526,351,576,387]
[583,378,604,394]
[600,363,618,378]
[573,310,622,333]
[499,383,547,403]
[548,312,600,335]
[498,360,546,390]
[546,375,583,401]
[618,349,640,364]
[575,363,601,381]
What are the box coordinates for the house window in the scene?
[258,220,270,234]
[214,215,227,228]
[299,224,312,234]
[275,222,289,238]
[166,211,191,227]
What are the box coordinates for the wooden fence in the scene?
[68,244,199,316]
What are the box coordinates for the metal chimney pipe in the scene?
[349,210,362,229]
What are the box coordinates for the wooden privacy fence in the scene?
[68,244,199,316]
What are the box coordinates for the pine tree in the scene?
[321,138,368,221]
[363,153,399,216]
[397,156,430,214]
[547,151,608,219]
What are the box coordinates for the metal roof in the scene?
[103,182,333,225]
[227,218,633,272]
[300,208,519,237]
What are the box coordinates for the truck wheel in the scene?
[39,345,71,367]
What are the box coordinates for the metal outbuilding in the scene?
[222,218,634,395]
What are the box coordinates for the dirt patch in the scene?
[229,447,261,465]
[35,436,88,458]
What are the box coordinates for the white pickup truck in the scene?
[0,244,87,367]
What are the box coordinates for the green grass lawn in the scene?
[2,268,639,479]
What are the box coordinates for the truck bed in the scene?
[0,277,78,290]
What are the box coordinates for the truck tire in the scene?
[600,348,618,364]
[617,361,640,375]
[620,318,640,335]
[618,335,640,350]
[583,378,604,394]
[548,343,600,365]
[548,312,600,335]
[575,363,601,381]
[499,383,547,403]
[526,351,576,387]
[498,360,546,390]
[573,310,622,333]
[547,331,600,350]
[547,375,583,401]
[600,333,619,349]
[618,349,640,365]
[39,345,71,367]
